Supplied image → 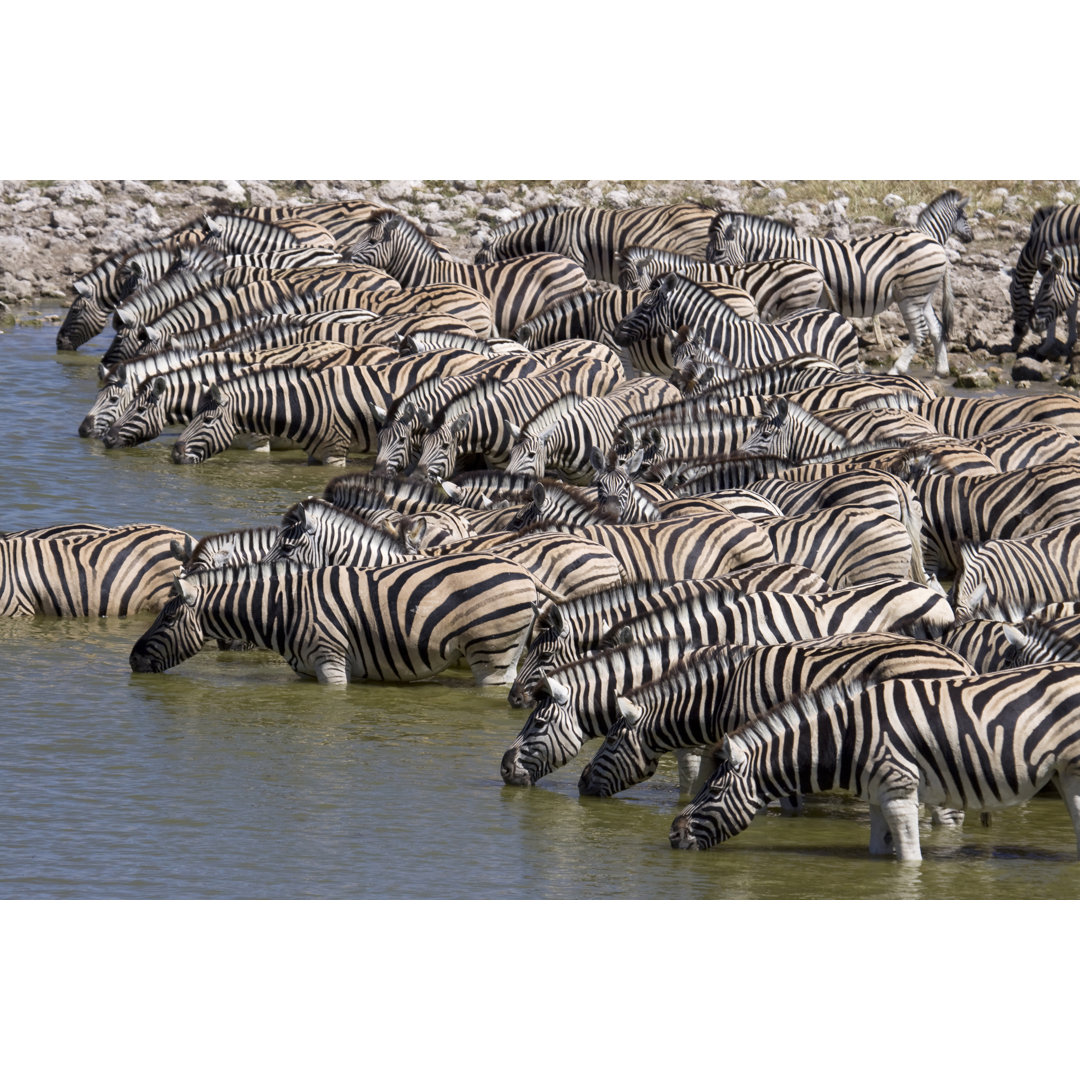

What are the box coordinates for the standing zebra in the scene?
[707,190,972,376]
[350,212,589,335]
[1009,204,1080,348]
[670,664,1080,859]
[477,203,717,284]
[1,523,193,617]
[128,553,544,685]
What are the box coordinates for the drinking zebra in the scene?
[1009,204,1080,347]
[670,664,1080,859]
[128,553,543,685]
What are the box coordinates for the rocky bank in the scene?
[3,178,1079,388]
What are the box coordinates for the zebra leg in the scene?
[922,298,951,377]
[676,748,705,799]
[308,650,350,684]
[868,804,894,855]
[1067,296,1079,355]
[930,806,964,827]
[888,296,930,376]
[878,794,923,860]
[1036,316,1059,357]
[1056,771,1080,857]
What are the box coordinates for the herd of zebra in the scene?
[10,189,1080,865]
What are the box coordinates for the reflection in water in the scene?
[3,318,1080,898]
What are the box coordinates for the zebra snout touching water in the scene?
[670,664,1080,859]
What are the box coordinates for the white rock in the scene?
[883,193,905,208]
[55,180,102,206]
[218,180,248,204]
[133,204,162,228]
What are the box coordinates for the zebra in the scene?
[57,232,204,350]
[1009,205,1080,347]
[500,635,713,788]
[905,463,1080,577]
[578,632,977,799]
[348,211,589,335]
[1030,245,1080,356]
[170,349,500,468]
[617,247,832,320]
[101,265,401,363]
[506,564,833,708]
[104,280,498,367]
[128,552,544,685]
[372,353,551,477]
[708,190,972,376]
[100,342,393,449]
[411,345,624,481]
[512,287,649,351]
[950,520,1080,623]
[197,212,341,255]
[611,274,861,375]
[602,577,955,657]
[736,396,939,463]
[670,663,1080,858]
[477,203,717,284]
[504,377,683,483]
[1,522,192,617]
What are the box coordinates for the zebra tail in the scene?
[941,266,955,344]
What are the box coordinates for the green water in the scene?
[2,312,1079,898]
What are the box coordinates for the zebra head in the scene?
[57,292,111,352]
[372,403,419,478]
[669,736,761,850]
[102,376,170,449]
[738,397,791,458]
[413,414,469,483]
[590,445,645,522]
[129,576,207,673]
[1031,251,1076,334]
[917,189,973,246]
[577,696,659,797]
[172,384,237,465]
[611,274,677,346]
[500,674,584,785]
[505,424,549,478]
[79,364,136,439]
[507,603,570,708]
[705,221,748,264]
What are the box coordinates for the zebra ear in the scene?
[965,582,988,611]
[450,414,469,436]
[509,422,523,440]
[416,409,433,430]
[174,575,198,606]
[373,404,388,425]
[589,446,605,472]
[206,384,224,406]
[625,448,645,475]
[616,696,644,726]
[169,539,186,562]
[439,479,462,502]
[958,195,969,208]
[97,362,111,382]
[1051,252,1066,272]
[719,735,746,767]
[399,515,427,551]
[152,376,168,395]
[771,396,790,422]
[540,675,571,706]
[532,483,547,507]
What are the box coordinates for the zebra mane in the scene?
[544,634,693,684]
[624,641,752,710]
[485,204,564,238]
[536,579,678,631]
[517,392,586,438]
[374,211,453,260]
[711,211,799,237]
[657,274,746,322]
[440,469,546,506]
[725,672,874,754]
[429,373,503,429]
[764,398,860,451]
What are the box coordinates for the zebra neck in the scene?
[198,569,291,651]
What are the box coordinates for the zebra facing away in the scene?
[708,190,972,376]
[1030,245,1080,356]
[1,523,193,617]
[670,664,1080,859]
[128,553,543,685]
